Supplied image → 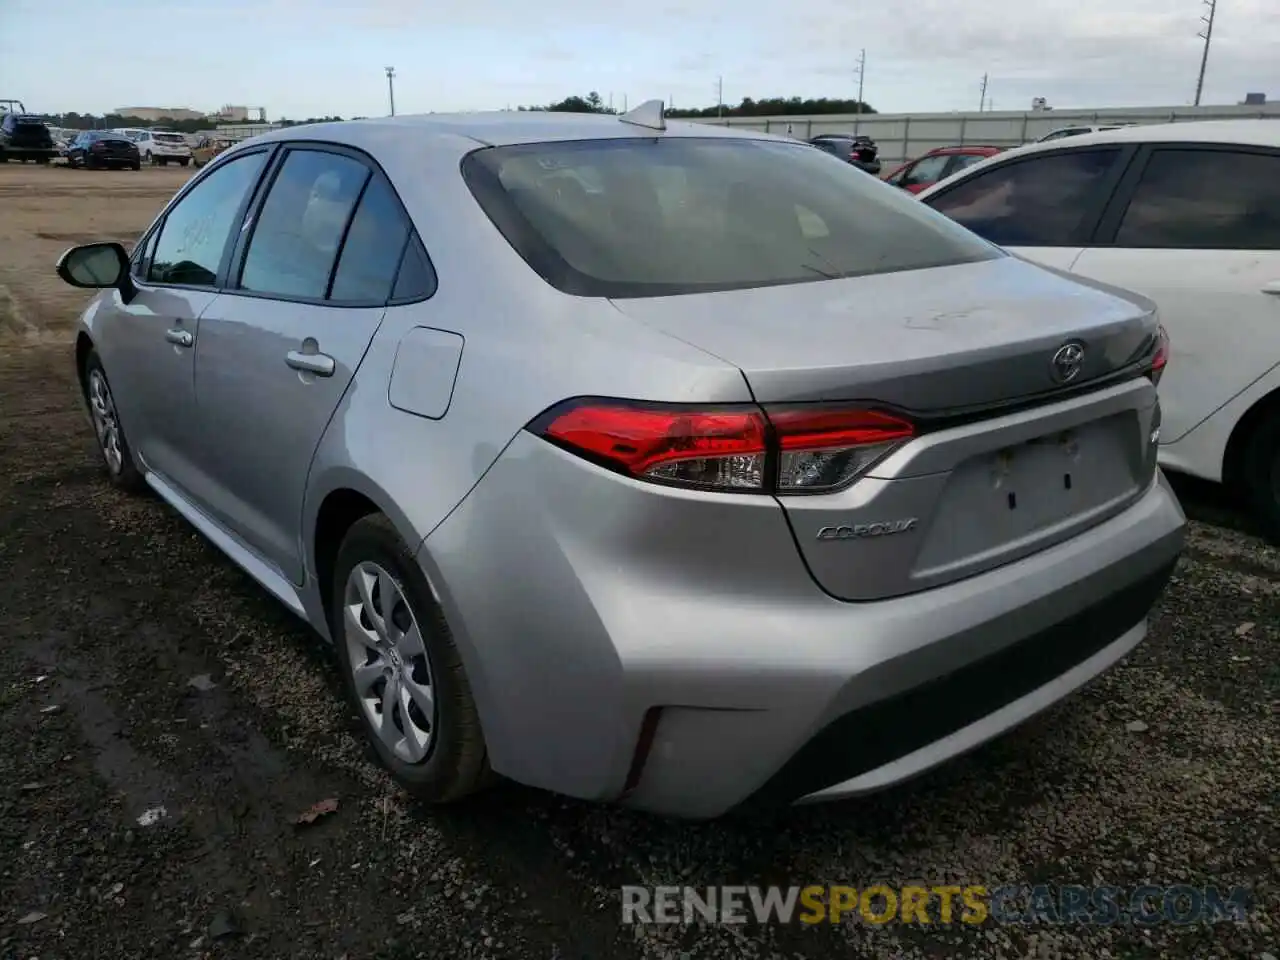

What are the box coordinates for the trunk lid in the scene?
[610,255,1158,411]
[611,255,1163,601]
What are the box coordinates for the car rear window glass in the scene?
[155,133,186,143]
[1113,148,1280,250]
[461,137,997,298]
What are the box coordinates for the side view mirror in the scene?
[55,242,136,302]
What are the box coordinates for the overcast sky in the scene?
[3,0,1278,118]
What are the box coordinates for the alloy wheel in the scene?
[87,369,123,474]
[342,560,437,763]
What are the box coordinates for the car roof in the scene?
[1032,118,1280,151]
[244,112,785,151]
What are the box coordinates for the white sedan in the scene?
[918,120,1280,541]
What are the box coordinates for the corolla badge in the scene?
[816,519,918,541]
[1050,342,1086,384]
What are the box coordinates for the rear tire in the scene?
[330,514,491,804]
[1240,415,1280,545]
[179,158,189,167]
[145,150,154,165]
[82,350,146,493]
[130,161,140,171]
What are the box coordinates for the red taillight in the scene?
[1149,325,1169,386]
[534,400,914,494]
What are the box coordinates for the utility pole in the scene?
[717,76,724,120]
[979,73,989,112]
[855,49,866,115]
[1194,0,1217,106]
[385,66,396,117]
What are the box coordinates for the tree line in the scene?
[40,92,873,132]
[527,92,876,117]
[43,112,351,132]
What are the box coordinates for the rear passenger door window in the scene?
[900,154,950,188]
[238,149,369,299]
[390,234,438,301]
[945,153,987,177]
[147,150,268,286]
[924,148,1121,246]
[328,176,412,303]
[1111,148,1280,250]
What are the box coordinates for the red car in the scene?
[883,145,1003,193]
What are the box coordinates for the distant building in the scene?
[1241,92,1268,105]
[212,105,267,122]
[114,106,205,122]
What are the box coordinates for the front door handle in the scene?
[165,328,193,347]
[285,350,336,377]
[1262,281,1280,296]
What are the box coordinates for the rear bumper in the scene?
[1,145,57,159]
[420,432,1186,819]
[763,558,1169,806]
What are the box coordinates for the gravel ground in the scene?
[0,164,1277,960]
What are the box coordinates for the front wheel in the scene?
[1241,415,1280,545]
[130,161,140,171]
[331,514,491,803]
[83,351,145,493]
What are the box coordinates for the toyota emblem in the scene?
[1050,342,1085,384]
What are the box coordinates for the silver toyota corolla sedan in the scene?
[56,106,1186,819]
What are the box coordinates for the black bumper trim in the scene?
[745,559,1177,808]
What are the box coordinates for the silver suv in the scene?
[57,109,1185,818]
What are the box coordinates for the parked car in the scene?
[917,120,1280,541]
[808,134,881,175]
[55,112,1184,818]
[136,129,193,166]
[1035,124,1129,143]
[111,127,150,144]
[190,134,230,168]
[883,145,1004,193]
[0,112,58,164]
[66,130,141,170]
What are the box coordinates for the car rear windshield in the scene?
[461,137,999,298]
[155,133,185,143]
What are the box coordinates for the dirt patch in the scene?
[0,167,1275,960]
[0,163,190,350]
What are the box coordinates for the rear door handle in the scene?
[285,350,336,377]
[165,328,193,347]
[1262,281,1280,296]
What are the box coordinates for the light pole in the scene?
[385,66,397,117]
[855,49,866,115]
[1194,0,1217,106]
